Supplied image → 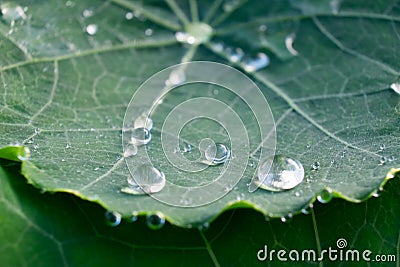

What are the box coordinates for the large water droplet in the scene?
[255,155,304,191]
[0,3,26,25]
[390,82,400,94]
[317,188,333,203]
[85,24,97,35]
[130,127,151,145]
[204,143,230,165]
[146,212,165,230]
[243,53,270,73]
[134,112,153,130]
[105,211,121,227]
[125,164,166,194]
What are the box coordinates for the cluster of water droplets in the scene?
[210,42,270,73]
[175,22,213,46]
[104,210,166,230]
[121,112,168,195]
[0,2,28,34]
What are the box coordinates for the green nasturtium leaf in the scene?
[0,0,399,226]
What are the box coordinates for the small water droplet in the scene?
[144,28,153,36]
[65,143,71,149]
[181,142,192,153]
[198,222,210,231]
[204,143,230,165]
[243,53,270,73]
[82,8,93,18]
[33,144,39,150]
[280,216,287,223]
[105,211,121,227]
[330,0,341,14]
[306,144,311,149]
[165,68,186,86]
[125,12,134,20]
[379,144,386,151]
[85,24,97,35]
[65,1,75,7]
[123,144,138,157]
[94,167,99,171]
[254,155,304,191]
[390,82,400,94]
[129,211,139,222]
[285,33,299,56]
[130,127,151,146]
[258,24,267,32]
[379,156,387,165]
[27,138,34,144]
[295,191,301,197]
[317,188,333,203]
[226,47,244,63]
[388,155,395,162]
[125,164,166,194]
[223,0,239,12]
[134,112,153,130]
[175,32,196,44]
[146,212,165,230]
[372,190,379,197]
[301,204,313,214]
[312,161,320,170]
[210,41,224,52]
[175,23,212,45]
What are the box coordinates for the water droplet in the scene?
[379,156,387,165]
[226,47,244,63]
[210,41,224,52]
[388,155,395,162]
[295,191,301,197]
[255,155,304,191]
[125,12,134,20]
[317,188,333,203]
[285,33,299,56]
[165,68,186,86]
[33,144,39,150]
[144,28,153,36]
[330,0,341,14]
[0,3,26,25]
[125,164,166,194]
[82,8,93,18]
[379,144,386,151]
[312,161,320,170]
[223,0,240,12]
[306,144,311,149]
[204,143,230,165]
[181,142,192,153]
[65,143,71,149]
[175,23,213,45]
[85,24,97,35]
[129,211,139,222]
[258,24,267,32]
[146,212,165,230]
[65,1,75,7]
[301,204,313,214]
[198,222,210,231]
[130,127,151,146]
[134,112,153,130]
[390,82,400,94]
[280,216,287,222]
[372,191,379,198]
[123,144,137,157]
[105,211,121,227]
[243,53,270,73]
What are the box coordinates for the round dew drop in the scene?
[317,188,333,203]
[255,155,304,191]
[85,24,97,35]
[204,143,230,165]
[146,212,165,230]
[105,211,121,227]
[134,112,153,130]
